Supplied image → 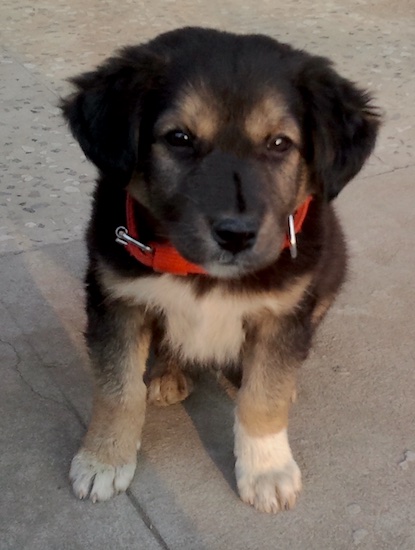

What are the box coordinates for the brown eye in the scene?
[164,129,193,148]
[267,135,293,153]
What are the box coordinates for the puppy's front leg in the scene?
[70,293,150,502]
[235,315,310,513]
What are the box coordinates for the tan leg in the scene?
[234,316,307,513]
[70,300,151,502]
[311,293,337,326]
[235,382,301,514]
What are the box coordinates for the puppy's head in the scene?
[62,27,379,277]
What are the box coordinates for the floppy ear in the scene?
[61,47,164,180]
[298,57,380,200]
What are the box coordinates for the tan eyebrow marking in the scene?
[244,95,300,145]
[156,84,220,142]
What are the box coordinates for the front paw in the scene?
[69,449,136,502]
[236,458,301,513]
[234,424,302,513]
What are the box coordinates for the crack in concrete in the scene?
[126,490,171,550]
[1,300,87,429]
[361,163,415,180]
[1,319,165,546]
[1,336,65,408]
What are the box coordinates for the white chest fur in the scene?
[101,268,309,365]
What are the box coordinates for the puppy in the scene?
[62,27,379,513]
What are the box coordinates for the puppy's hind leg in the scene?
[145,319,194,407]
[147,360,194,407]
[70,292,150,503]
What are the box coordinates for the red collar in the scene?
[115,193,313,276]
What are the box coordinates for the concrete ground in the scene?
[1,1,414,548]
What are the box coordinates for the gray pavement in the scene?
[1,1,414,549]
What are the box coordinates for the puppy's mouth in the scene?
[202,248,281,278]
[203,258,256,279]
[168,212,285,279]
[207,250,251,278]
[171,235,284,279]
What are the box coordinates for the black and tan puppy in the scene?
[62,27,379,513]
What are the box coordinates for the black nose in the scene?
[212,218,257,254]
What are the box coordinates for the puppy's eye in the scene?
[164,129,193,148]
[267,135,293,154]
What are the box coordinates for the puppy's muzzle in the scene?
[211,217,258,254]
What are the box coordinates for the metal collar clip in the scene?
[115,226,153,254]
[287,215,297,259]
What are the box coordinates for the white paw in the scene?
[69,450,136,502]
[234,422,302,513]
[236,458,302,513]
